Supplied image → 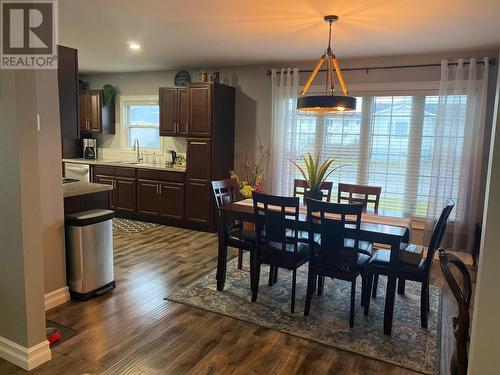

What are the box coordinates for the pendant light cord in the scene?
[327,19,332,52]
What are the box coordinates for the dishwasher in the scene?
[64,162,91,182]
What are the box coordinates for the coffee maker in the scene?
[83,139,97,160]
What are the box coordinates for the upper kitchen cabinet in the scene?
[57,45,79,139]
[159,87,187,136]
[187,83,212,137]
[79,89,115,134]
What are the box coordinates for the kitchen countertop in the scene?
[63,158,186,173]
[63,182,114,198]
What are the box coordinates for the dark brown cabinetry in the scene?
[159,87,188,136]
[136,169,185,220]
[188,83,212,137]
[93,166,136,212]
[185,83,235,231]
[79,90,115,134]
[58,45,79,140]
[186,139,211,225]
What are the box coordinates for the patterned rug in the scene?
[113,218,159,234]
[167,258,441,374]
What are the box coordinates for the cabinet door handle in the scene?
[159,185,162,196]
[157,184,159,195]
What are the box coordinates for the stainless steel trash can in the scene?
[65,209,115,300]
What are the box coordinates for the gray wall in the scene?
[83,49,498,183]
[0,70,47,349]
[36,71,67,295]
[468,49,500,374]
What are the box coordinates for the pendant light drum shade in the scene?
[297,15,356,116]
[297,95,356,116]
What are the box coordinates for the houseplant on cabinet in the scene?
[291,153,340,201]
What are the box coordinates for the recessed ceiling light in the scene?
[129,43,141,50]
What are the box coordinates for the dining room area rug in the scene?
[167,258,441,375]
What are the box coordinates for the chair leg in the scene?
[398,277,406,295]
[361,275,367,307]
[305,271,315,316]
[291,269,297,313]
[350,279,356,328]
[237,249,243,270]
[426,282,431,312]
[318,275,325,296]
[364,273,373,316]
[268,266,275,286]
[420,281,428,329]
[372,274,379,298]
[251,263,261,302]
[273,267,278,283]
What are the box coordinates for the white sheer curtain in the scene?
[425,58,489,251]
[269,68,299,196]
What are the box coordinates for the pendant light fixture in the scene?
[297,15,356,116]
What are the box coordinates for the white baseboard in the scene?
[0,337,51,370]
[44,286,70,311]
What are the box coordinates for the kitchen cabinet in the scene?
[93,166,136,212]
[185,139,211,225]
[79,89,115,134]
[159,87,188,136]
[58,45,79,140]
[187,83,212,137]
[136,169,185,219]
[184,83,235,231]
[160,183,185,219]
[137,179,162,215]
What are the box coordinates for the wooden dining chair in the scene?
[251,192,309,313]
[304,199,371,327]
[438,249,472,375]
[212,179,254,270]
[364,200,455,328]
[338,183,382,212]
[294,179,333,204]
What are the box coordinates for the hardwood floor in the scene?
[0,224,475,375]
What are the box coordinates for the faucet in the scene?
[132,139,143,163]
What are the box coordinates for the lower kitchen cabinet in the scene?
[160,182,184,219]
[137,179,185,220]
[115,177,136,212]
[93,166,136,212]
[185,179,211,225]
[94,175,116,209]
[137,180,161,215]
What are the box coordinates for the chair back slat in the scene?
[338,183,382,212]
[424,200,455,273]
[306,198,363,272]
[294,179,333,203]
[253,192,300,253]
[211,179,240,209]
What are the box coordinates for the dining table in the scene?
[216,198,412,336]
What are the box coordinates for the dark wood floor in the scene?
[0,224,475,375]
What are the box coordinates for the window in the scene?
[122,98,160,150]
[286,93,467,217]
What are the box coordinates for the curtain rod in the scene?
[266,58,496,76]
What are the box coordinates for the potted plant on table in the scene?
[291,153,340,202]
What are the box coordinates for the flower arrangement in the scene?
[230,137,269,198]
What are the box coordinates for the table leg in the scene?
[384,275,397,335]
[216,211,228,291]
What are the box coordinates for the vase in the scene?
[304,189,323,204]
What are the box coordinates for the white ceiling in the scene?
[59,0,500,73]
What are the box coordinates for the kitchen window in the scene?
[121,97,160,150]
